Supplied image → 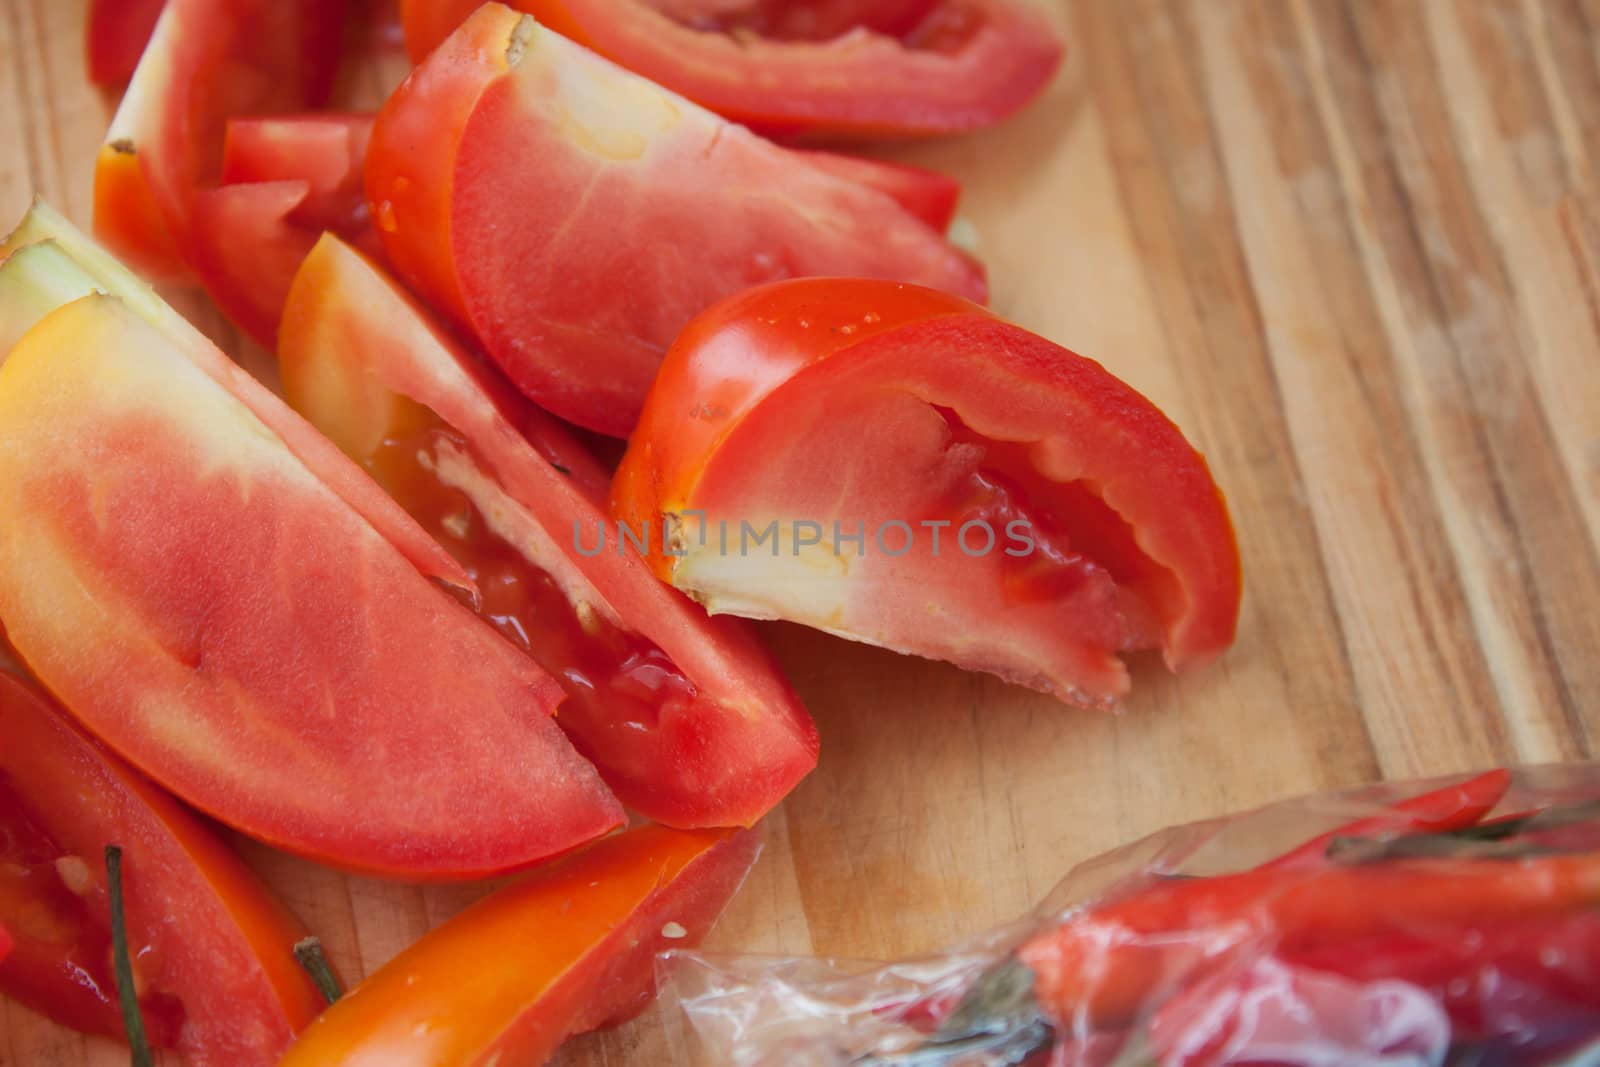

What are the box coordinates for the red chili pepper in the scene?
[1016,852,1600,1030]
[1286,910,1600,1040]
[1259,769,1512,870]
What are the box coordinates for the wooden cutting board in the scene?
[3,0,1599,1063]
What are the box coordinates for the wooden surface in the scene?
[3,0,1600,1063]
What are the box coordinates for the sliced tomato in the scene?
[222,114,376,232]
[86,0,167,86]
[0,226,623,880]
[644,0,940,40]
[400,0,1062,139]
[0,654,327,1065]
[187,182,320,349]
[612,278,1241,707]
[92,0,344,281]
[368,4,986,437]
[796,150,961,233]
[279,235,818,827]
[2,200,470,595]
[276,824,761,1066]
[186,115,381,348]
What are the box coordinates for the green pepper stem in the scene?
[104,845,153,1067]
[293,936,343,1005]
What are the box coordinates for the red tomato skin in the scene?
[279,235,818,828]
[796,150,961,232]
[0,296,624,880]
[0,664,327,1066]
[276,825,761,1067]
[612,278,1241,705]
[369,4,987,436]
[401,0,1062,139]
[86,0,167,85]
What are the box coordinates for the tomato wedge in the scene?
[189,115,379,348]
[2,200,469,594]
[0,215,623,879]
[644,0,941,40]
[613,278,1241,707]
[93,0,343,280]
[797,150,961,233]
[222,114,376,233]
[368,3,987,436]
[85,0,167,86]
[277,824,761,1066]
[0,654,326,1065]
[279,235,818,827]
[187,182,323,348]
[400,0,1062,139]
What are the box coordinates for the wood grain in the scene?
[1,0,1597,1063]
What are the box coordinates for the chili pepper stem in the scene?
[293,935,343,1005]
[105,844,153,1067]
[855,957,1054,1067]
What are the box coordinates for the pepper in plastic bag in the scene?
[665,766,1600,1066]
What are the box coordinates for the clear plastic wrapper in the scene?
[662,765,1600,1066]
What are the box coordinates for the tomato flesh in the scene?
[0,773,179,1044]
[655,0,939,39]
[277,234,817,828]
[937,412,1169,647]
[86,0,167,85]
[0,655,326,1064]
[367,419,699,743]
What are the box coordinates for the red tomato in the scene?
[646,0,940,39]
[188,182,321,348]
[0,656,327,1065]
[2,198,473,596]
[279,234,818,827]
[92,0,344,281]
[0,281,623,879]
[796,150,962,233]
[221,114,376,233]
[401,0,1062,139]
[188,114,379,347]
[369,4,987,436]
[277,824,761,1066]
[612,278,1241,707]
[85,0,167,86]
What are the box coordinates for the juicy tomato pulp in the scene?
[933,410,1169,651]
[0,772,183,1045]
[367,419,698,742]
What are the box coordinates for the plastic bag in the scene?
[661,765,1600,1066]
